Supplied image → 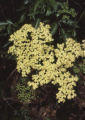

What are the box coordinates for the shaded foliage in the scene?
[0,0,85,120]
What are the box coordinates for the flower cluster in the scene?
[8,22,53,77]
[81,40,85,57]
[8,22,83,103]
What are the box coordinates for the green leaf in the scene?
[73,66,80,73]
[49,0,57,11]
[2,42,11,48]
[7,24,12,34]
[34,0,43,12]
[0,22,8,26]
[46,9,52,16]
[51,23,58,35]
[6,20,13,25]
[72,30,76,37]
[19,14,26,24]
[24,0,30,5]
[35,18,40,28]
[0,20,13,27]
[61,28,67,38]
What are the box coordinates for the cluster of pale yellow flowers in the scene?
[8,22,83,103]
[81,40,85,57]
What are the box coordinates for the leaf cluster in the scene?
[73,59,85,74]
[28,0,78,41]
[0,0,84,50]
[16,78,35,103]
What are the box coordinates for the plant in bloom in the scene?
[81,40,85,57]
[8,22,83,103]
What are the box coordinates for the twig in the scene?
[7,68,16,81]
